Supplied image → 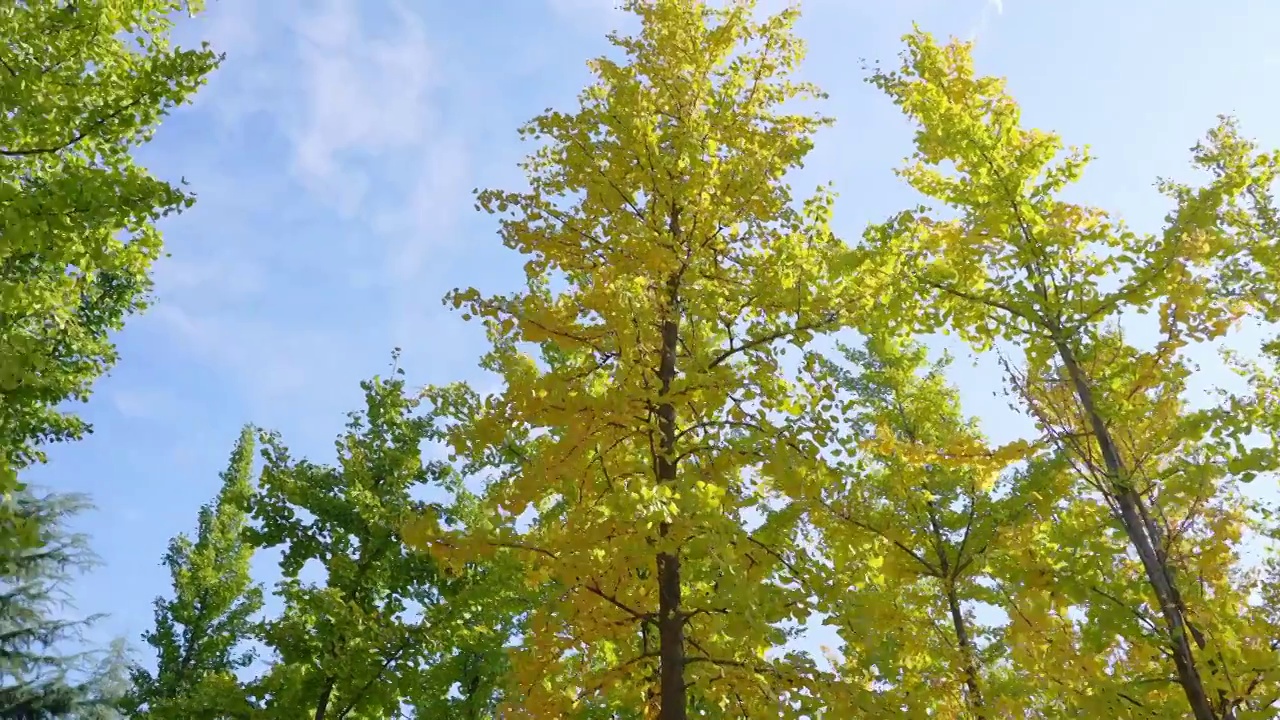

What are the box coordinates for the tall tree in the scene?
[405,1,862,716]
[0,489,112,719]
[806,336,1040,718]
[124,427,263,720]
[860,28,1280,719]
[0,0,220,543]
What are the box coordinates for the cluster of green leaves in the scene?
[803,336,1039,718]
[124,428,262,720]
[127,366,533,720]
[0,2,221,717]
[0,0,220,547]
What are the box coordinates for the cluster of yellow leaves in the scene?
[410,1,862,716]
[857,26,1280,720]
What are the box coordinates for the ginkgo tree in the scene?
[404,0,872,717]
[127,368,529,720]
[805,334,1044,718]
[248,368,522,720]
[0,0,219,545]
[125,426,263,720]
[859,28,1280,720]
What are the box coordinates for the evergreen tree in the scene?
[0,489,109,719]
[71,638,134,720]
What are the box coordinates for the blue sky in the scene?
[28,0,1280,666]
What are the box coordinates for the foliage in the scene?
[0,489,124,719]
[27,4,1280,720]
[401,11,1280,719]
[124,427,263,720]
[127,366,527,719]
[246,370,485,719]
[857,27,1280,719]
[0,0,220,545]
[403,1,868,717]
[805,335,1040,718]
[71,638,135,720]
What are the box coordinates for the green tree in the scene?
[0,489,114,718]
[124,371,529,719]
[124,427,263,720]
[247,366,520,719]
[806,335,1041,718]
[406,484,528,720]
[0,0,221,543]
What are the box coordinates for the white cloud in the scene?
[151,0,472,396]
[291,0,439,213]
[176,2,275,129]
[178,0,448,218]
[373,136,471,283]
[147,305,350,403]
[110,388,176,420]
[969,0,1005,40]
[153,253,266,301]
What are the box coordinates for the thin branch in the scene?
[2,96,148,157]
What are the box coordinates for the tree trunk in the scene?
[314,677,335,720]
[945,585,986,718]
[655,266,686,720]
[928,506,987,719]
[1053,340,1220,720]
[657,549,685,720]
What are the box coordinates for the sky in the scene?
[27,0,1280,670]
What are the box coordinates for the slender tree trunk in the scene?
[945,585,987,718]
[928,507,987,719]
[656,267,686,720]
[1054,340,1220,720]
[657,549,685,720]
[314,677,335,720]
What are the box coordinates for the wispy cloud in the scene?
[969,0,1004,40]
[546,0,625,32]
[373,136,471,283]
[109,388,177,421]
[147,305,348,402]
[290,0,439,214]
[148,0,476,416]
[154,253,266,301]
